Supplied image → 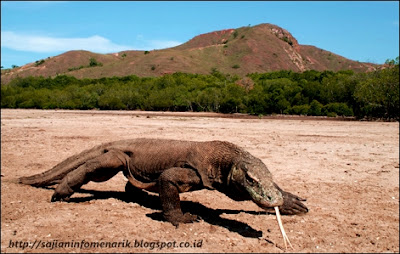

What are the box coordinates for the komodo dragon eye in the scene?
[245,174,256,185]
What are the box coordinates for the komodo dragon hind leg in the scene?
[158,167,202,227]
[51,149,128,202]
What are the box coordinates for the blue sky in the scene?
[1,1,399,69]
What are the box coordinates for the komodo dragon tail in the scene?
[18,144,106,187]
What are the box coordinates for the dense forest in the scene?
[1,58,398,121]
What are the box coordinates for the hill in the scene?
[1,23,380,84]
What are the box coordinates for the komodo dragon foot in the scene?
[164,211,200,227]
[278,190,308,215]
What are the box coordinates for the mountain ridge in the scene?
[1,23,381,84]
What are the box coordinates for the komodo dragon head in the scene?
[227,157,284,208]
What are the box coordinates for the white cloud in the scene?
[1,31,132,53]
[1,31,183,53]
[148,40,182,49]
[133,34,182,50]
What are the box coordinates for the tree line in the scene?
[1,58,398,121]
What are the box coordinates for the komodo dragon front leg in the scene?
[273,183,308,215]
[158,167,202,226]
[51,149,128,202]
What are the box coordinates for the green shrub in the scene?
[282,36,293,46]
[324,103,353,116]
[326,112,337,117]
[308,100,323,116]
[233,30,239,38]
[35,59,45,67]
[288,104,310,115]
[89,58,102,67]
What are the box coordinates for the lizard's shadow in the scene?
[64,187,268,238]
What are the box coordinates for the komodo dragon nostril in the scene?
[265,195,273,201]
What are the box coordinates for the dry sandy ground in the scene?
[1,109,399,253]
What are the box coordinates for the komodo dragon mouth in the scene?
[227,161,284,207]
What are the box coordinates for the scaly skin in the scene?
[18,138,308,226]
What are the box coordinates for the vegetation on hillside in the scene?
[1,57,398,121]
[67,57,103,72]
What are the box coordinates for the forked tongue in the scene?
[274,206,293,250]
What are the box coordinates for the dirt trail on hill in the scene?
[1,109,399,253]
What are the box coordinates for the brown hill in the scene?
[1,23,380,84]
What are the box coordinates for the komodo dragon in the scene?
[18,138,308,226]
